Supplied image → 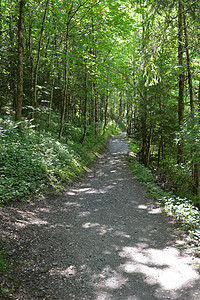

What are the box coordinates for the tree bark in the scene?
[81,55,88,143]
[9,11,16,112]
[15,0,25,121]
[103,89,109,132]
[183,12,194,114]
[177,0,185,164]
[116,94,122,129]
[46,76,54,132]
[58,6,72,141]
[33,0,49,124]
[183,12,199,196]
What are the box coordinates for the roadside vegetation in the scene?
[0,117,122,205]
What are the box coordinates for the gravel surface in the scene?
[0,133,200,300]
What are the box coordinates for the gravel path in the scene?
[0,133,200,300]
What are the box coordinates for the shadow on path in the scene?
[0,133,200,299]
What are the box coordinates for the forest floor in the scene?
[0,133,200,300]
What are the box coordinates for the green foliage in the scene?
[0,118,116,205]
[163,159,194,196]
[129,152,200,250]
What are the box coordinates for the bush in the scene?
[0,118,119,205]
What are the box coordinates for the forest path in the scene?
[1,133,200,300]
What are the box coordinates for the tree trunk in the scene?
[198,82,200,116]
[127,98,132,136]
[33,0,49,124]
[46,76,54,132]
[28,9,35,119]
[9,11,16,112]
[15,0,25,122]
[94,82,99,136]
[58,10,71,141]
[146,127,153,168]
[183,11,199,196]
[183,12,194,114]
[103,90,109,132]
[177,0,185,164]
[116,94,122,128]
[81,52,88,143]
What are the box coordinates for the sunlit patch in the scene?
[119,246,199,290]
[66,191,76,195]
[138,205,147,210]
[71,187,91,193]
[98,225,114,236]
[95,292,112,300]
[15,218,48,227]
[82,222,100,229]
[50,265,76,278]
[78,211,91,217]
[37,207,50,213]
[114,231,131,239]
[148,207,162,214]
[92,266,127,291]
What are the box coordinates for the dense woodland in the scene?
[1,0,200,210]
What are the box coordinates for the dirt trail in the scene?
[0,133,200,300]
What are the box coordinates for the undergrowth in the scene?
[128,149,200,253]
[0,118,121,205]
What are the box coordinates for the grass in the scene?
[0,118,122,205]
[128,144,200,253]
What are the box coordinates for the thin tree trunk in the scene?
[183,11,199,196]
[103,89,109,132]
[157,132,163,169]
[127,97,132,136]
[46,76,55,132]
[146,127,153,168]
[28,9,34,119]
[9,11,16,112]
[183,12,194,114]
[116,94,122,128]
[15,0,25,121]
[58,6,72,140]
[33,0,49,124]
[94,82,99,136]
[177,0,185,164]
[81,53,88,143]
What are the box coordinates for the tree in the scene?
[15,0,25,121]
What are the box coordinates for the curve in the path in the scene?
[1,133,199,300]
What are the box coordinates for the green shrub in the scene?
[0,118,119,205]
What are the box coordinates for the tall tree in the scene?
[15,0,25,121]
[177,0,185,164]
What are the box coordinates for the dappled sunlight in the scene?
[119,246,199,291]
[14,209,48,228]
[78,211,91,217]
[1,134,199,299]
[114,231,131,239]
[15,218,48,228]
[63,201,81,207]
[138,205,148,210]
[82,222,114,236]
[83,222,101,229]
[149,207,162,214]
[138,204,162,215]
[50,265,77,278]
[93,266,128,290]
